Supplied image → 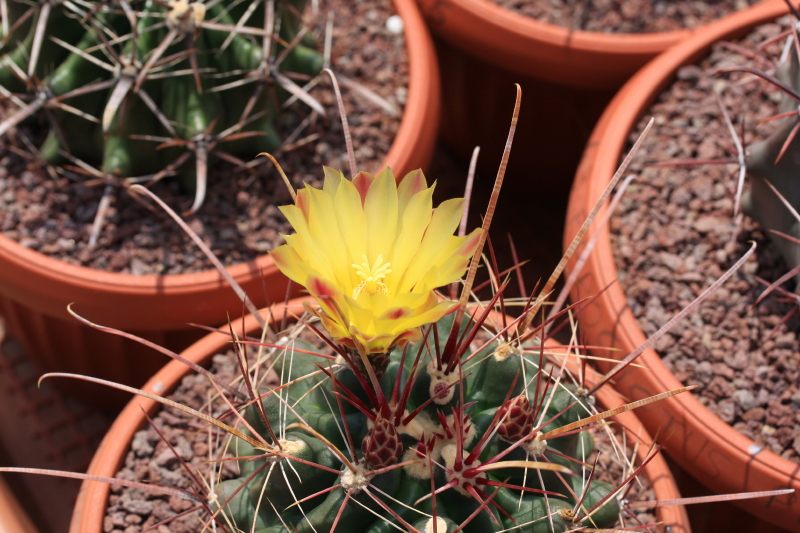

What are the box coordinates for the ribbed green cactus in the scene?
[713,2,800,278]
[209,310,622,533]
[0,0,321,213]
[740,36,800,275]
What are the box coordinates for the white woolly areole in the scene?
[426,361,459,405]
[265,438,305,464]
[440,444,484,496]
[341,463,371,494]
[575,387,596,407]
[444,413,476,448]
[402,447,431,480]
[494,343,522,361]
[412,410,437,436]
[523,433,548,456]
[441,444,457,469]
[167,0,206,30]
[399,416,425,441]
[425,517,449,533]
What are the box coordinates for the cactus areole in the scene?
[0,0,322,213]
[194,168,624,532]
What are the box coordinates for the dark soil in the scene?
[613,16,800,461]
[0,0,407,275]
[491,0,760,33]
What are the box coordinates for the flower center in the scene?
[352,254,392,298]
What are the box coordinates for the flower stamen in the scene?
[352,254,392,298]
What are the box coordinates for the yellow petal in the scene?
[278,204,310,236]
[352,171,375,206]
[387,186,433,289]
[423,228,483,287]
[397,197,465,294]
[397,169,428,215]
[306,187,352,289]
[319,313,351,345]
[296,187,311,219]
[425,255,470,288]
[282,232,336,282]
[344,294,377,336]
[377,305,415,323]
[394,300,458,332]
[334,178,368,275]
[368,292,391,317]
[389,328,423,350]
[375,166,395,185]
[269,244,308,286]
[306,275,345,313]
[323,167,344,197]
[385,291,429,311]
[364,170,398,263]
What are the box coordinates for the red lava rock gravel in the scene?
[490,0,760,33]
[0,0,407,275]
[613,16,800,461]
[103,351,242,533]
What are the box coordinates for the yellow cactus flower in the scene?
[270,167,483,355]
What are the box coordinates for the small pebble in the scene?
[385,14,403,34]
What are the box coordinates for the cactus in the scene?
[218,319,624,533]
[198,166,679,533]
[0,0,322,213]
[739,31,800,278]
[711,1,800,280]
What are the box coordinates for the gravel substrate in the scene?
[490,0,760,33]
[613,16,800,461]
[0,0,407,274]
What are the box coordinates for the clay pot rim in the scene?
[71,300,690,533]
[569,0,797,493]
[0,0,439,295]
[68,302,303,533]
[445,0,691,53]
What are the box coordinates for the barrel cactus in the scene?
[737,29,800,280]
[0,0,322,213]
[205,167,661,533]
[219,319,621,533]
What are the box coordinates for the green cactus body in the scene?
[568,477,619,529]
[215,477,271,530]
[0,0,321,210]
[502,495,572,533]
[216,315,629,533]
[740,38,800,275]
[248,433,338,511]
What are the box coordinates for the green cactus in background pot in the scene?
[0,0,322,213]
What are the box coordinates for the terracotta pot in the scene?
[0,0,440,407]
[416,0,782,89]
[70,301,691,533]
[383,0,440,178]
[563,1,800,530]
[0,475,37,533]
